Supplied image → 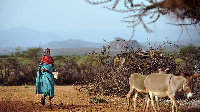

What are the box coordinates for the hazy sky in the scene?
[0,0,199,43]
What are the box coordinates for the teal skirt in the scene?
[36,63,54,97]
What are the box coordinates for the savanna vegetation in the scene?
[0,43,199,99]
[1,0,199,111]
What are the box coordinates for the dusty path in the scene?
[0,85,199,112]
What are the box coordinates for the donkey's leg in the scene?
[127,88,134,111]
[149,92,157,112]
[145,94,150,112]
[133,91,138,110]
[155,96,160,111]
[169,95,178,112]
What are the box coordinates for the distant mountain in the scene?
[0,26,63,47]
[0,37,142,55]
[2,27,199,56]
[43,39,105,49]
[45,38,141,55]
[44,37,141,50]
[109,37,141,50]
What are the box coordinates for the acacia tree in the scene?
[85,0,200,39]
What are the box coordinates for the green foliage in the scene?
[176,44,200,74]
[54,56,82,85]
[0,48,106,86]
[23,83,29,88]
[89,97,108,104]
[179,44,200,58]
[78,55,105,68]
[54,54,106,85]
[174,58,183,65]
[0,55,10,58]
[0,47,43,85]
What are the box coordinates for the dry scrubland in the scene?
[0,85,199,112]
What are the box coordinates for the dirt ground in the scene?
[0,85,199,112]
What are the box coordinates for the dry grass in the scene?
[0,85,199,112]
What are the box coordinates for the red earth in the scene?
[0,86,199,112]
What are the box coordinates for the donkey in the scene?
[127,73,162,111]
[127,68,170,111]
[144,72,200,112]
[127,73,148,111]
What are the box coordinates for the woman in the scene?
[36,48,54,108]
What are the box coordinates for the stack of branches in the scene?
[86,43,199,99]
[88,49,176,96]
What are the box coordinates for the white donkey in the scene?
[127,73,161,111]
[144,72,200,112]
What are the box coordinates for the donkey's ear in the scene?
[191,72,200,79]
